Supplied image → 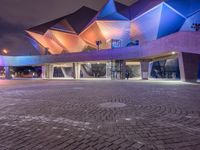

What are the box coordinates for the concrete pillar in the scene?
[111,60,116,79]
[4,66,11,79]
[178,52,200,82]
[42,64,53,79]
[73,63,80,79]
[41,66,46,79]
[140,61,149,80]
[48,65,54,79]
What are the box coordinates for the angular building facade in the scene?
[1,0,200,81]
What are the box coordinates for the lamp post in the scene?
[1,49,8,55]
[191,23,200,31]
[44,47,49,55]
[1,49,11,79]
[96,40,102,50]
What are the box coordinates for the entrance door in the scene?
[111,60,124,80]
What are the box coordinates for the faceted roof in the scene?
[26,0,200,55]
[28,18,63,35]
[65,6,98,33]
[28,0,169,34]
[28,6,98,35]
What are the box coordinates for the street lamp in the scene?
[1,49,8,55]
[171,51,176,55]
[96,40,102,50]
[1,49,11,79]
[44,47,49,55]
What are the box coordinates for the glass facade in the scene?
[48,61,141,80]
[80,63,107,78]
[53,64,74,79]
[149,58,180,79]
[125,62,141,79]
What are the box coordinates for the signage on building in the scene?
[111,39,121,48]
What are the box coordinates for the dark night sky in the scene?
[0,0,136,56]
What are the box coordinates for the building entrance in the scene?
[111,60,125,80]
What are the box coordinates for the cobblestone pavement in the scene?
[0,80,200,150]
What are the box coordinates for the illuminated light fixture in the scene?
[87,62,91,65]
[171,51,176,55]
[97,62,100,64]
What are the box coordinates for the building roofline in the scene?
[27,6,98,34]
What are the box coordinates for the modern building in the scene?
[1,0,200,81]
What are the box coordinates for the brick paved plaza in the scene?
[0,80,199,150]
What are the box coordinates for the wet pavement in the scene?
[0,79,199,150]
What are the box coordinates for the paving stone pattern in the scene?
[0,80,199,150]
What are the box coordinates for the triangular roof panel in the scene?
[28,18,63,35]
[28,6,97,35]
[97,0,129,20]
[51,19,76,34]
[157,4,185,38]
[115,1,131,19]
[66,6,98,34]
[97,0,116,19]
[115,1,128,12]
[131,4,163,41]
[165,0,200,17]
[130,0,164,20]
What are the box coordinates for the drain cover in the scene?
[99,102,126,108]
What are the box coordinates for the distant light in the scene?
[2,49,8,55]
[125,118,132,121]
[172,51,176,55]
[97,62,100,64]
[87,63,90,65]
